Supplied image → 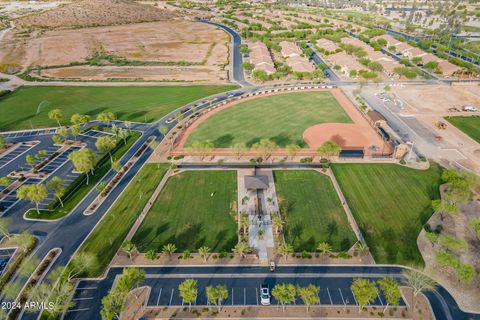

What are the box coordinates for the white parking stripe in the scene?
[231,288,234,305]
[338,288,346,306]
[350,288,358,305]
[326,288,333,305]
[169,289,174,306]
[376,288,383,305]
[256,288,259,305]
[156,288,162,306]
[67,308,90,312]
[72,297,93,301]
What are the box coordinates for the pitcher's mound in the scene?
[303,123,369,149]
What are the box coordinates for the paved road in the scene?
[64,265,479,320]
[198,19,252,87]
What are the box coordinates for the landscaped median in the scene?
[24,131,141,220]
[72,163,170,277]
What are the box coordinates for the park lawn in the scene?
[76,163,169,277]
[331,163,442,266]
[0,85,237,131]
[25,131,141,220]
[185,91,352,148]
[274,170,356,252]
[445,116,480,144]
[132,170,238,253]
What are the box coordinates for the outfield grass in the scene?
[76,163,169,277]
[132,170,238,253]
[0,85,237,131]
[185,91,352,148]
[445,116,480,143]
[274,170,356,252]
[25,132,141,220]
[332,163,442,266]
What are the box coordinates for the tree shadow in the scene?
[84,107,109,117]
[214,134,234,148]
[246,137,261,147]
[270,133,291,147]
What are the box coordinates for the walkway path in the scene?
[125,169,172,241]
[325,168,363,242]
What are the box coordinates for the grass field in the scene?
[274,170,356,252]
[332,163,442,266]
[132,170,238,253]
[76,163,169,277]
[0,85,237,131]
[185,91,352,148]
[445,116,480,143]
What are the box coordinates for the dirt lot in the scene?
[392,84,480,173]
[0,20,229,82]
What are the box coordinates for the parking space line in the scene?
[256,288,258,305]
[72,297,93,301]
[181,298,184,306]
[156,288,162,306]
[338,288,346,306]
[67,308,90,313]
[326,288,333,305]
[169,289,174,306]
[350,288,358,305]
[376,288,383,306]
[231,288,234,305]
[317,292,321,305]
[244,288,246,305]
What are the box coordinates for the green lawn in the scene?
[0,85,237,131]
[274,170,356,252]
[76,163,169,277]
[132,170,238,253]
[332,163,442,266]
[185,91,352,148]
[445,116,480,144]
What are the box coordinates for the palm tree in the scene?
[121,240,137,261]
[239,214,249,235]
[272,214,284,234]
[198,246,210,262]
[145,249,158,260]
[278,244,294,262]
[402,270,438,310]
[316,242,332,255]
[232,242,250,258]
[354,241,369,256]
[162,243,177,258]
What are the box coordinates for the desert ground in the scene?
[0,20,229,82]
[392,84,480,172]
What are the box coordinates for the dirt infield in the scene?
[173,88,391,156]
[303,89,389,154]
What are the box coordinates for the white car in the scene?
[260,284,270,305]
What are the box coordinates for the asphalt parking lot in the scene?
[1,128,57,139]
[67,275,404,317]
[0,248,16,275]
[0,144,33,168]
[40,146,82,174]
[80,130,114,139]
[0,177,44,214]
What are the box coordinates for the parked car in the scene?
[463,105,478,112]
[260,284,270,305]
